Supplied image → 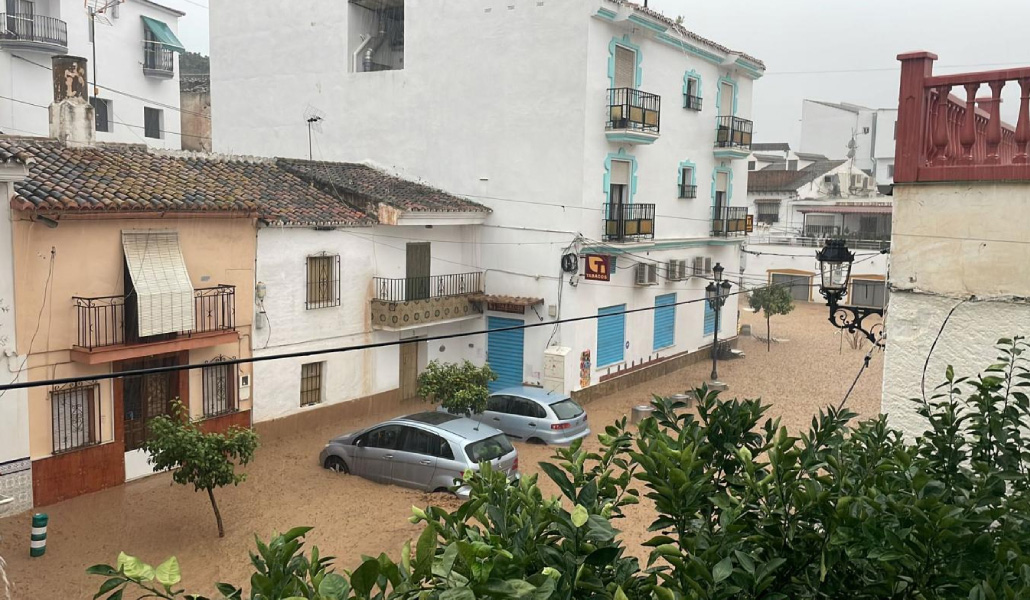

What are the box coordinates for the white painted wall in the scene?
[743,242,889,298]
[252,224,483,422]
[883,181,1030,437]
[0,177,32,513]
[0,0,183,147]
[214,0,759,394]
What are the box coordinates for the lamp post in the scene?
[816,239,885,345]
[705,263,732,381]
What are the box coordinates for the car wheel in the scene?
[324,456,349,474]
[527,437,546,445]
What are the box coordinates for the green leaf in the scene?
[350,559,381,598]
[614,586,629,600]
[116,553,153,581]
[318,573,351,600]
[104,590,123,600]
[539,462,576,500]
[86,564,119,577]
[94,577,123,599]
[154,557,181,588]
[713,557,733,583]
[571,504,589,528]
[440,587,475,600]
[733,550,755,575]
[585,547,621,566]
[215,582,241,597]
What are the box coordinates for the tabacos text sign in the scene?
[584,254,611,281]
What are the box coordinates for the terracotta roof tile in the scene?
[277,159,489,214]
[747,160,846,193]
[0,137,371,226]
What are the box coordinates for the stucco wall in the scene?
[0,0,184,146]
[252,224,483,422]
[180,91,211,152]
[892,182,1030,298]
[10,215,255,459]
[881,291,1030,438]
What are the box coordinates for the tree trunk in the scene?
[207,487,225,538]
[766,313,771,352]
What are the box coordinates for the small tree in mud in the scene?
[142,401,258,538]
[417,360,497,417]
[748,284,795,351]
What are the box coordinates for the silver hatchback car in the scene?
[443,386,590,445]
[319,412,519,494]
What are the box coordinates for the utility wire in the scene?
[920,297,972,404]
[0,278,803,392]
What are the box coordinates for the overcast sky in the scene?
[169,0,1030,146]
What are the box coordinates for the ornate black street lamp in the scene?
[705,263,733,381]
[816,239,885,346]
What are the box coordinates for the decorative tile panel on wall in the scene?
[371,297,483,330]
[0,458,33,515]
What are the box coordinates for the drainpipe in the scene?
[352,34,373,73]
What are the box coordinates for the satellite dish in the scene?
[561,253,579,274]
[304,105,325,133]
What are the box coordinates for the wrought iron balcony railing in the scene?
[73,285,236,350]
[0,13,67,50]
[373,272,484,303]
[712,206,750,236]
[603,202,655,242]
[715,116,754,150]
[607,87,661,134]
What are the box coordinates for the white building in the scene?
[212,0,764,400]
[883,52,1030,438]
[252,159,494,424]
[799,100,898,189]
[0,0,185,147]
[744,158,890,307]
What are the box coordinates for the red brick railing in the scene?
[895,51,1030,183]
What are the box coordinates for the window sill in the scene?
[596,360,625,370]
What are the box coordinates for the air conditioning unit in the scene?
[692,256,705,278]
[635,263,658,286]
[667,259,687,281]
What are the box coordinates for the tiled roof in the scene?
[0,137,370,226]
[747,160,846,193]
[751,142,791,152]
[794,152,829,162]
[277,159,489,214]
[752,153,786,163]
[606,1,765,69]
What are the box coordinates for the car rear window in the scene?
[550,399,584,420]
[465,434,514,463]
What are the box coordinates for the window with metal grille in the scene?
[300,362,324,407]
[51,381,100,453]
[202,356,237,417]
[306,253,341,309]
[756,201,780,223]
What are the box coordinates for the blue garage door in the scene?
[597,304,626,367]
[653,293,676,350]
[487,317,524,392]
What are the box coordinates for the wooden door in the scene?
[405,242,431,301]
[123,356,177,451]
[399,340,419,399]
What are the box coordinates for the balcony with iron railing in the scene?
[371,272,485,330]
[606,87,661,145]
[896,52,1030,183]
[678,184,697,199]
[71,286,237,363]
[684,94,703,111]
[0,13,67,53]
[712,206,751,237]
[602,202,655,242]
[143,45,174,78]
[714,116,754,159]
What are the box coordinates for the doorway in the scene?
[399,338,421,399]
[122,354,179,480]
[405,242,431,301]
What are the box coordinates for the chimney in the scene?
[49,55,95,146]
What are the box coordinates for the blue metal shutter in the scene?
[653,293,676,350]
[703,301,720,335]
[597,305,626,367]
[487,317,524,392]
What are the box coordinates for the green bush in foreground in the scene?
[93,337,1030,599]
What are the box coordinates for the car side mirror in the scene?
[354,438,364,447]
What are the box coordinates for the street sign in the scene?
[583,254,611,281]
[746,214,754,233]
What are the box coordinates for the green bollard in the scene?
[29,513,47,557]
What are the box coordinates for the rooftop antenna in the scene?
[85,0,115,97]
[303,105,325,161]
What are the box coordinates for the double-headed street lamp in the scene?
[705,262,733,381]
[815,239,885,346]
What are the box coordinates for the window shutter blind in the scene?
[716,171,729,193]
[122,230,195,337]
[610,160,631,186]
[614,46,635,89]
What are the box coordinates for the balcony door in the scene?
[720,80,734,116]
[713,171,729,234]
[405,242,431,301]
[5,0,34,39]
